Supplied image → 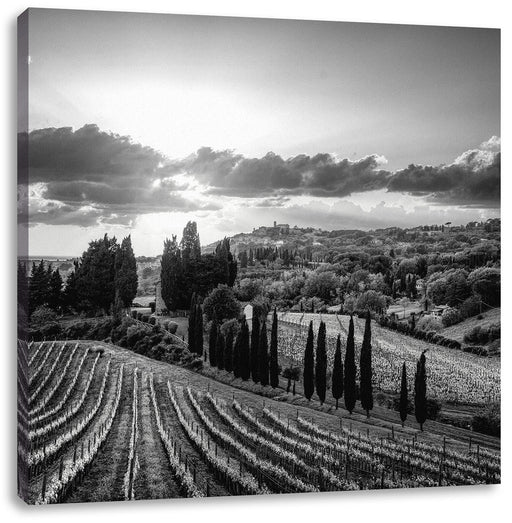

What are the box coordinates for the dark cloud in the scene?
[387,147,500,207]
[22,125,215,226]
[172,147,390,198]
[172,138,500,207]
[21,125,500,228]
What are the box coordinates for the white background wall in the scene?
[1,1,509,522]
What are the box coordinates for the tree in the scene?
[399,362,408,427]
[414,350,428,431]
[195,304,204,357]
[258,322,269,386]
[188,294,197,353]
[114,235,138,308]
[355,290,387,314]
[180,221,201,270]
[332,334,344,409]
[224,327,234,372]
[303,321,315,401]
[63,266,79,312]
[315,321,327,404]
[269,309,279,388]
[250,314,260,383]
[208,317,218,366]
[215,238,237,287]
[360,310,374,417]
[161,235,182,311]
[203,285,241,323]
[302,271,338,301]
[29,260,50,314]
[232,326,241,378]
[239,318,251,380]
[344,316,357,414]
[75,234,118,313]
[216,330,225,370]
[47,268,63,312]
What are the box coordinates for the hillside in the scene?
[22,338,499,503]
[440,308,500,343]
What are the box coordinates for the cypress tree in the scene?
[233,327,241,378]
[399,362,408,427]
[208,317,218,367]
[48,268,63,312]
[216,330,225,370]
[160,235,182,312]
[332,334,344,409]
[303,321,315,401]
[188,293,197,353]
[114,235,138,309]
[239,318,251,380]
[224,327,233,372]
[414,351,428,431]
[195,304,203,357]
[250,315,260,383]
[258,322,269,386]
[269,309,279,388]
[315,321,327,404]
[344,315,356,414]
[360,310,374,417]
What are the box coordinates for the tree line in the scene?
[189,297,428,429]
[160,221,237,311]
[25,234,138,317]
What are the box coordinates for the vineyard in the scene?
[18,338,500,504]
[277,313,500,405]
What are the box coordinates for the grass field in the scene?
[19,337,500,504]
[440,308,501,343]
[277,312,500,405]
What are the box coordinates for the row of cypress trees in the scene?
[303,311,374,415]
[206,309,280,388]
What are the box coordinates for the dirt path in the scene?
[132,371,182,500]
[65,365,134,503]
[153,375,230,497]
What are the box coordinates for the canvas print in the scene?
[17,8,501,505]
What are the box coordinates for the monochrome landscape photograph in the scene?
[17,8,500,504]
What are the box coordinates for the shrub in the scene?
[416,315,442,332]
[425,398,441,420]
[441,307,461,327]
[460,295,482,319]
[131,310,138,319]
[166,321,178,334]
[149,316,156,325]
[472,403,500,436]
[30,306,58,327]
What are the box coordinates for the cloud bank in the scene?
[20,125,500,227]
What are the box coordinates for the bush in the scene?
[30,305,58,327]
[464,323,500,345]
[416,316,442,332]
[460,296,482,319]
[441,307,461,327]
[425,398,442,420]
[472,403,500,436]
[165,321,178,334]
[149,316,156,325]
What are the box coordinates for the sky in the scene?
[21,8,500,256]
